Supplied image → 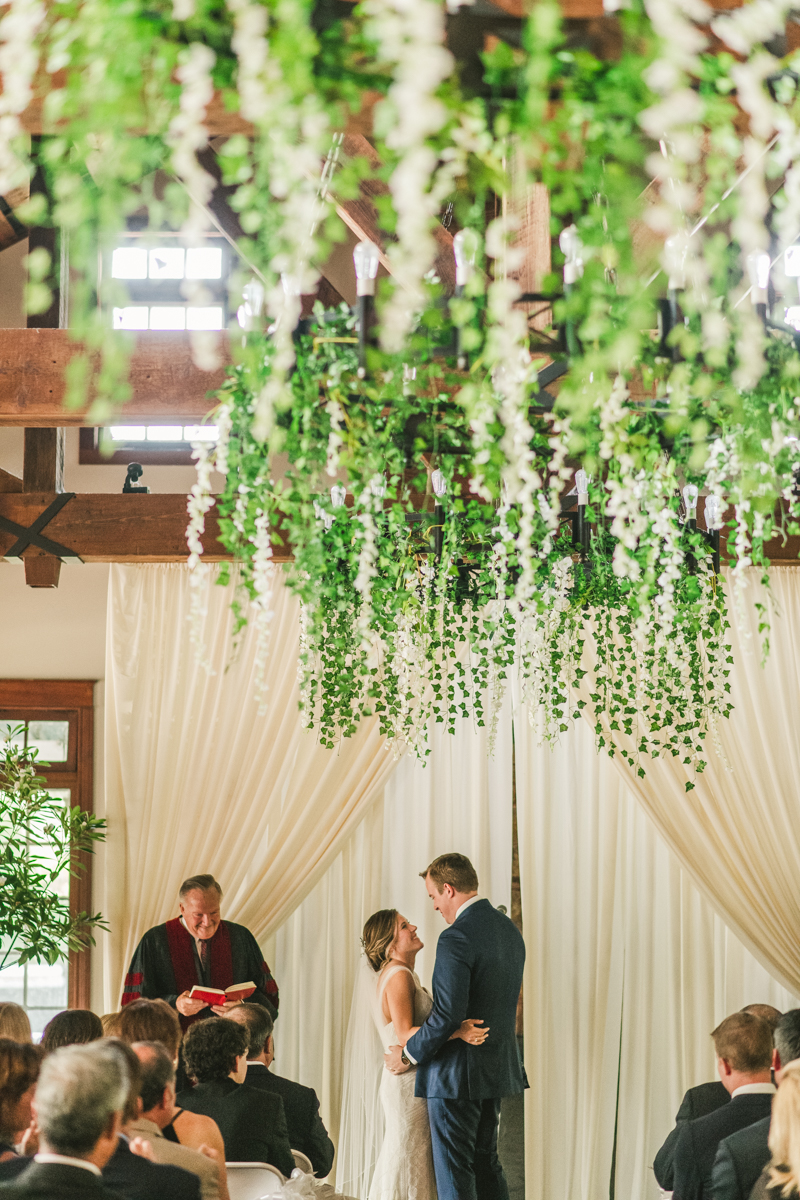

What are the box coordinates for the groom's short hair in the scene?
[421,853,479,894]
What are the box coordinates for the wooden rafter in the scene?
[0,330,230,426]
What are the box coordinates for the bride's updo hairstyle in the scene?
[362,909,398,972]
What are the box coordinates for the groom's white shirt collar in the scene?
[455,895,481,921]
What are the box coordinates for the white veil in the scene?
[336,954,386,1199]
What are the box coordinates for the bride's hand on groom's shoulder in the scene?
[453,1019,489,1045]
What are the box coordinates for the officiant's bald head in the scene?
[179,874,223,940]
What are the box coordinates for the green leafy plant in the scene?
[0,730,108,971]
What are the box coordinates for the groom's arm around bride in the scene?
[386,853,526,1200]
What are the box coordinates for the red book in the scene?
[189,982,257,1006]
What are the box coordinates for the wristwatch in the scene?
[401,1050,410,1066]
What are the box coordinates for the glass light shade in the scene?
[746,251,770,294]
[431,469,447,498]
[453,228,479,287]
[370,474,386,499]
[354,240,380,296]
[575,469,589,496]
[559,224,584,284]
[704,494,723,528]
[664,235,687,290]
[330,483,347,508]
[242,280,265,318]
[682,483,698,512]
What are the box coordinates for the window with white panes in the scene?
[0,685,95,1037]
[109,238,227,332]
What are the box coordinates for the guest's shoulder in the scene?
[267,1071,318,1104]
[681,1080,729,1120]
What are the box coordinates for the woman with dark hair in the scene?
[177,1018,294,1177]
[40,1009,103,1053]
[0,1038,41,1159]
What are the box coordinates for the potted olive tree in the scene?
[0,728,108,973]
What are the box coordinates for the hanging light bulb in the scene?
[242,279,265,316]
[664,235,687,291]
[746,252,770,304]
[313,501,335,531]
[370,474,386,499]
[281,272,302,299]
[431,469,447,498]
[682,483,699,515]
[559,225,584,285]
[353,240,381,297]
[453,228,480,288]
[704,494,723,529]
[575,468,589,503]
[330,483,347,508]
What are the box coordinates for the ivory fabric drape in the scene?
[267,698,513,1174]
[515,711,797,1200]
[98,564,398,1011]
[589,567,800,996]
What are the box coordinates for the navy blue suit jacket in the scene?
[405,899,526,1100]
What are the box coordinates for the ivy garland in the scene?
[5,0,800,780]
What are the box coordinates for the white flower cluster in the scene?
[0,0,45,193]
[364,0,454,351]
[186,406,231,670]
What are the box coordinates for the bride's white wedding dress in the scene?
[368,964,437,1200]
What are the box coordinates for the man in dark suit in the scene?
[654,1004,783,1190]
[222,1004,334,1177]
[385,853,526,1200]
[0,1042,127,1199]
[672,1011,776,1200]
[177,1016,294,1177]
[711,1008,800,1200]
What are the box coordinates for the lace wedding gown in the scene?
[368,965,437,1200]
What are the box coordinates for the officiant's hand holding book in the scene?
[188,981,257,1013]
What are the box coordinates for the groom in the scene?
[385,852,526,1200]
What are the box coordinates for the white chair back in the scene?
[291,1150,314,1175]
[226,1162,285,1200]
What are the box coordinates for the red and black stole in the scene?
[165,917,234,1030]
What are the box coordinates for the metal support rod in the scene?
[357,294,373,373]
[433,503,444,562]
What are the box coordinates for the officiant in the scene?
[121,874,279,1030]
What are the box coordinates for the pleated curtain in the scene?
[588,566,800,997]
[98,564,398,1011]
[514,712,797,1200]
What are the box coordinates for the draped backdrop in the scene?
[98,564,397,1011]
[98,562,800,1200]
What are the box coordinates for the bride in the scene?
[337,908,487,1200]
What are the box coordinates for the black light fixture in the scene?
[123,462,149,494]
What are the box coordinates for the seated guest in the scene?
[115,1001,225,1156]
[100,1015,121,1036]
[100,1039,201,1200]
[751,1061,800,1200]
[177,1018,294,1177]
[0,1042,41,1160]
[672,1012,776,1200]
[712,1008,800,1200]
[0,1042,127,1198]
[121,875,278,1030]
[41,1010,103,1053]
[0,1010,30,1047]
[654,1004,783,1190]
[223,1004,334,1177]
[129,1041,225,1200]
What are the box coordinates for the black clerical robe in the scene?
[122,917,278,1030]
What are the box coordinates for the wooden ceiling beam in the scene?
[0,329,230,426]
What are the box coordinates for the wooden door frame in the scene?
[0,679,96,1008]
